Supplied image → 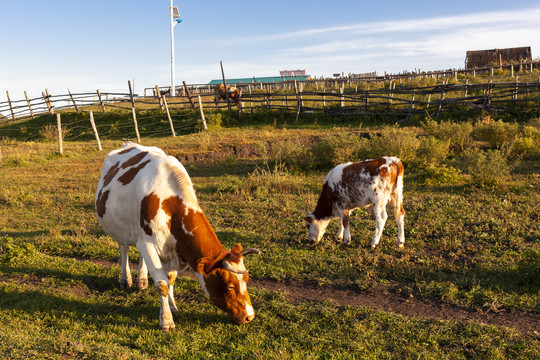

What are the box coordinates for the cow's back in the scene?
[95,142,198,247]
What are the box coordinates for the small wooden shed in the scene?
[465,47,532,69]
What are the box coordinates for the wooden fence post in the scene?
[128,80,141,144]
[88,110,102,151]
[198,95,207,130]
[340,84,344,108]
[24,91,35,119]
[56,114,64,155]
[220,61,231,110]
[6,91,15,121]
[97,90,106,113]
[155,85,165,113]
[162,94,176,137]
[43,89,54,115]
[436,85,446,118]
[294,80,301,123]
[405,90,416,122]
[68,89,79,113]
[182,81,195,109]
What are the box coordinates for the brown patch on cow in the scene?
[313,183,335,220]
[158,280,169,297]
[103,162,121,187]
[364,158,387,177]
[140,193,160,236]
[118,159,151,185]
[167,271,177,287]
[118,146,137,155]
[160,196,226,268]
[121,151,148,169]
[95,189,110,218]
[342,209,349,227]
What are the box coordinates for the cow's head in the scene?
[304,213,331,243]
[196,243,260,324]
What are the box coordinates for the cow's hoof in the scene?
[370,244,377,249]
[334,237,343,243]
[160,322,176,332]
[137,278,148,290]
[120,279,133,289]
[398,243,405,249]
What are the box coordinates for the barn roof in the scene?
[465,47,532,69]
[208,75,310,85]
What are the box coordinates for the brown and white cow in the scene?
[304,157,405,248]
[213,84,242,107]
[95,143,260,331]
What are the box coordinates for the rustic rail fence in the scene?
[2,77,540,153]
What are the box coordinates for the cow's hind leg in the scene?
[119,245,133,289]
[371,201,388,249]
[391,194,406,248]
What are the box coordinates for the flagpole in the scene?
[169,0,175,96]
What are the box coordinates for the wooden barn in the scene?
[465,47,532,69]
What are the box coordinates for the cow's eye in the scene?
[227,285,235,292]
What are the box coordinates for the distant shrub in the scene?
[366,126,421,163]
[472,120,519,150]
[418,164,463,186]
[458,149,511,187]
[39,124,71,142]
[415,136,451,168]
[204,112,223,128]
[422,119,474,153]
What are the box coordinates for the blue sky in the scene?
[2,0,540,103]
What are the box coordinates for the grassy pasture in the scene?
[0,116,539,359]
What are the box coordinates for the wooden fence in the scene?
[3,75,540,132]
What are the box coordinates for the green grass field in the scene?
[1,115,539,359]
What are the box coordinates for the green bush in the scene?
[415,136,451,168]
[418,164,463,186]
[366,126,421,163]
[472,120,519,150]
[422,119,474,154]
[458,148,511,187]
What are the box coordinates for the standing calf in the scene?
[304,157,405,248]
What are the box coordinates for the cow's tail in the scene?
[390,159,405,219]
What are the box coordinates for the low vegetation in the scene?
[0,111,539,359]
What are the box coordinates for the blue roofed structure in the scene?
[208,75,310,85]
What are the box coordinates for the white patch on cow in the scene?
[324,162,351,190]
[195,272,210,297]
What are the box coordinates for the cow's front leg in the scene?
[139,242,175,331]
[335,217,344,242]
[167,270,179,315]
[137,256,148,290]
[119,245,132,289]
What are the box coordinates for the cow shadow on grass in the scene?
[0,265,231,330]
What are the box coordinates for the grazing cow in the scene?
[213,84,242,107]
[304,157,405,248]
[95,143,260,331]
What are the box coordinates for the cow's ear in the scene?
[231,243,243,254]
[304,216,313,223]
[196,257,216,275]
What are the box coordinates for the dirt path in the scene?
[91,259,539,333]
[250,279,540,333]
